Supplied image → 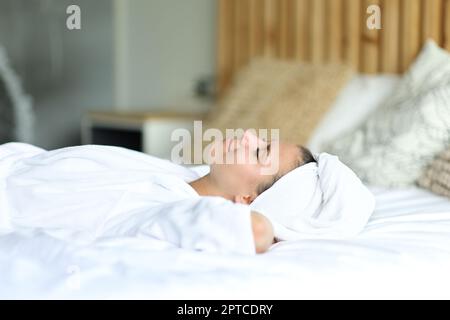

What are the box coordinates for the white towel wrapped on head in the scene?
[250,153,375,240]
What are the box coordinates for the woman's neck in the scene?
[189,174,232,201]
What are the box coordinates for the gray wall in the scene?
[117,0,217,111]
[0,0,217,149]
[0,0,114,149]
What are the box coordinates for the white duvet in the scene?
[0,143,255,255]
[1,143,450,299]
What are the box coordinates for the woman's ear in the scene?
[233,194,255,205]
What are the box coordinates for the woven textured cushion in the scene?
[206,58,353,144]
[324,40,450,187]
[418,148,450,198]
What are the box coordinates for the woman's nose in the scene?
[241,129,261,148]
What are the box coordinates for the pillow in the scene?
[323,40,450,187]
[206,58,353,144]
[417,148,450,198]
[250,153,375,240]
[307,74,400,152]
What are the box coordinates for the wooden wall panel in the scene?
[233,0,250,70]
[217,0,234,96]
[278,0,289,58]
[284,0,296,59]
[361,0,380,73]
[342,0,361,69]
[216,0,448,95]
[263,0,277,57]
[380,0,400,73]
[422,0,443,45]
[294,0,310,61]
[446,0,450,51]
[310,0,326,64]
[327,0,343,63]
[400,0,421,72]
[249,0,264,57]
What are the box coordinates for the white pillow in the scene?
[323,40,450,187]
[250,153,375,240]
[307,74,400,152]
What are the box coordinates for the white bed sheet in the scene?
[1,186,450,299]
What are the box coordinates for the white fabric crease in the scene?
[251,153,375,240]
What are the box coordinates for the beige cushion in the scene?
[206,58,353,144]
[418,147,450,198]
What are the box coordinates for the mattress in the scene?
[1,186,449,299]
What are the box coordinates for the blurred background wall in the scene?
[0,0,216,149]
[116,0,216,110]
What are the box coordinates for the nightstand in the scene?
[82,110,205,160]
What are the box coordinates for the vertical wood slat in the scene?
[327,0,343,62]
[400,0,421,72]
[263,0,277,57]
[422,0,442,44]
[380,0,400,73]
[361,0,380,73]
[294,0,309,61]
[310,0,326,64]
[446,0,450,51]
[249,0,264,57]
[217,0,234,97]
[233,0,250,70]
[285,0,296,58]
[233,0,240,69]
[217,0,448,96]
[342,0,361,69]
[279,0,289,58]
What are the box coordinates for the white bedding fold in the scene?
[0,143,255,255]
[251,153,375,240]
[0,184,450,299]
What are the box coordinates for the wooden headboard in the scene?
[216,0,450,96]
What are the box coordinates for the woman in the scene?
[0,130,315,254]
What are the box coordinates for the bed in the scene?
[1,185,449,299]
[1,72,449,299]
[1,0,450,299]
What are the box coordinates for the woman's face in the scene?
[209,130,302,204]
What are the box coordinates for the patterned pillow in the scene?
[206,58,353,144]
[324,40,450,187]
[418,148,450,198]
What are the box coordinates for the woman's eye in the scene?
[256,147,260,160]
